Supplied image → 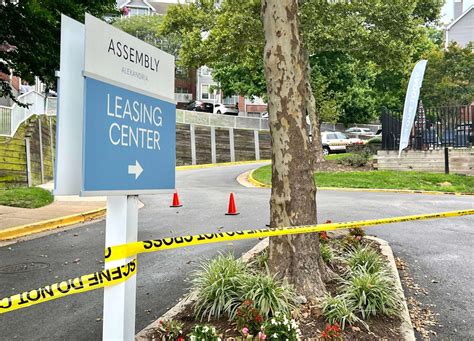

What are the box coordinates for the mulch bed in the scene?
[145,236,403,340]
[315,158,374,172]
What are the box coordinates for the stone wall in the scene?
[374,149,473,175]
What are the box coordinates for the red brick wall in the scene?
[246,104,267,113]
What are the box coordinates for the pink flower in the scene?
[258,331,267,340]
[242,327,249,335]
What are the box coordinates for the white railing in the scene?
[0,91,57,137]
[176,109,269,131]
[175,93,193,103]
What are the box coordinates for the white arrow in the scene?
[128,160,143,179]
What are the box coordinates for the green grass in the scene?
[252,165,474,193]
[325,152,353,161]
[0,187,54,208]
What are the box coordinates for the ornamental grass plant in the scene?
[321,294,366,330]
[342,266,400,320]
[345,244,384,274]
[240,272,296,319]
[320,243,334,263]
[189,253,296,322]
[190,253,247,321]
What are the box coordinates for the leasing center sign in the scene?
[82,14,175,195]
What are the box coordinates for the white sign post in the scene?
[57,13,175,341]
[103,196,138,340]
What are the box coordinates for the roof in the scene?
[119,0,155,10]
[446,4,474,30]
[148,2,177,14]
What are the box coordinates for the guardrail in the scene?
[0,92,57,137]
[176,109,270,131]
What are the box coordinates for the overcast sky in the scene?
[440,0,474,23]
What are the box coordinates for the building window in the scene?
[176,87,190,94]
[222,96,238,105]
[127,7,150,16]
[201,84,215,100]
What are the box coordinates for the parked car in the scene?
[345,127,375,138]
[442,130,469,147]
[321,131,363,155]
[213,103,239,116]
[185,101,214,113]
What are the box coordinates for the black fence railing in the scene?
[381,104,473,151]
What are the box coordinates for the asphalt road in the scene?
[0,163,473,340]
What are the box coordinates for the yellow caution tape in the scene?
[0,259,137,314]
[105,209,474,262]
[2,209,473,315]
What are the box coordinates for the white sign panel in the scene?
[84,14,174,102]
[54,15,85,196]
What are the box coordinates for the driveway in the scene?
[0,163,472,340]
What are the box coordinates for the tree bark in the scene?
[301,48,325,164]
[262,0,327,299]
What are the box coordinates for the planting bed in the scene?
[143,233,406,340]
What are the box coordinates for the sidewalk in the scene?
[0,182,106,240]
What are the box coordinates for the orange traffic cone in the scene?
[225,192,239,215]
[170,192,183,207]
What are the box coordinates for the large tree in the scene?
[112,15,181,57]
[421,42,474,107]
[262,0,328,297]
[0,0,116,104]
[161,0,444,128]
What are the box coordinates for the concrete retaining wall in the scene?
[374,149,474,175]
[0,115,55,188]
[176,123,271,166]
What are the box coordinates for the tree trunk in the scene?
[262,0,327,299]
[301,48,325,164]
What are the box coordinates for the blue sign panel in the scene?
[82,77,175,194]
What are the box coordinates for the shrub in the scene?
[321,294,365,330]
[235,300,263,337]
[342,267,400,319]
[251,250,269,270]
[337,152,370,167]
[189,324,219,341]
[367,135,382,144]
[319,323,342,340]
[240,273,296,318]
[190,253,247,320]
[320,243,334,263]
[349,227,365,238]
[345,245,383,274]
[156,320,183,340]
[262,311,300,340]
[341,234,362,250]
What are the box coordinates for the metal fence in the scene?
[381,104,473,151]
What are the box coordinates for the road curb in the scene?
[245,168,473,195]
[247,169,271,188]
[0,207,106,241]
[366,236,416,341]
[177,160,271,171]
[135,238,270,340]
